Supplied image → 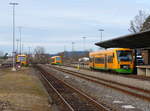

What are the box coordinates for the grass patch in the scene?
[0,67,51,111]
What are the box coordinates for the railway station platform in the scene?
[137,65,150,77]
[56,65,150,91]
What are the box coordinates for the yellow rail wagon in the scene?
[50,56,62,65]
[16,54,28,66]
[89,48,134,73]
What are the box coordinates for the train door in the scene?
[107,54,114,69]
[93,57,95,68]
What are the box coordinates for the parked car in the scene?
[136,55,144,65]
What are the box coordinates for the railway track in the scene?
[50,65,150,102]
[63,64,150,81]
[0,64,12,69]
[35,65,112,111]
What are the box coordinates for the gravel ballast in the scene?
[57,66,150,91]
[46,65,150,111]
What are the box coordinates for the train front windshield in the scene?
[117,50,132,62]
[56,57,61,61]
[18,56,26,61]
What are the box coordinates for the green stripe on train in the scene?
[52,63,61,65]
[92,67,133,73]
[113,69,133,74]
[92,67,108,70]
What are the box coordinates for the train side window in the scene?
[95,57,104,64]
[56,57,61,61]
[108,56,113,63]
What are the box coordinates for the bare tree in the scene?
[57,51,89,64]
[32,46,49,64]
[140,15,150,32]
[129,10,148,33]
[34,46,45,55]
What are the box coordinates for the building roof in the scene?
[95,30,150,49]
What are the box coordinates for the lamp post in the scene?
[72,42,75,52]
[28,46,31,55]
[22,44,24,54]
[82,37,86,51]
[16,39,19,54]
[19,27,22,54]
[71,42,75,62]
[64,45,66,52]
[64,45,66,58]
[98,29,104,41]
[9,2,19,71]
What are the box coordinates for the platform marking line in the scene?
[105,95,112,98]
[113,100,123,104]
[65,75,70,79]
[122,105,135,109]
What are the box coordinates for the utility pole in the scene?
[98,29,104,41]
[64,45,66,52]
[22,44,24,54]
[64,45,66,57]
[28,47,31,55]
[82,37,87,51]
[9,2,19,71]
[72,42,75,52]
[71,42,75,63]
[16,39,19,54]
[19,27,22,54]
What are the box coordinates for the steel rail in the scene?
[51,65,150,102]
[62,64,150,81]
[36,65,111,111]
[40,72,74,111]
[54,66,150,94]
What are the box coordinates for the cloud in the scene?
[1,0,150,54]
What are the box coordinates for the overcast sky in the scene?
[0,0,150,54]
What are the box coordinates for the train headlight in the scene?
[123,65,129,69]
[121,65,129,69]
